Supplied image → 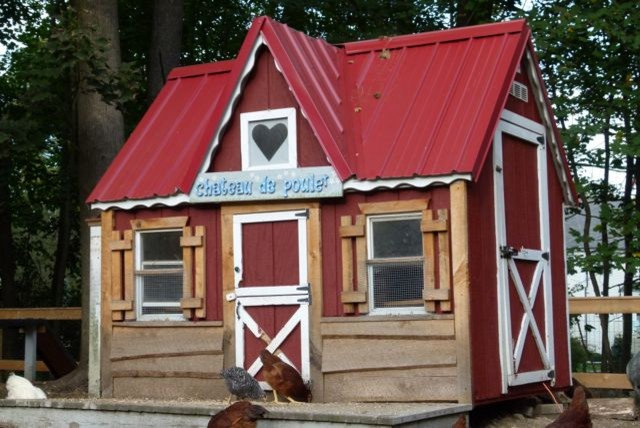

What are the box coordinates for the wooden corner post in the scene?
[450,180,473,404]
[100,210,114,397]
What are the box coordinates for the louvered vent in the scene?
[510,81,528,102]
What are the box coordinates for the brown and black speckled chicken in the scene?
[259,349,311,403]
[207,401,267,428]
[546,386,592,428]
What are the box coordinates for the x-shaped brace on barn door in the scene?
[507,252,551,372]
[235,297,310,390]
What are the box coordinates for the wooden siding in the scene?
[320,317,457,402]
[110,323,225,399]
[210,48,329,173]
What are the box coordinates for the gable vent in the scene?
[509,81,528,102]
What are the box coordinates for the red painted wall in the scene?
[210,48,329,172]
[469,56,570,403]
[113,205,222,321]
[504,59,542,122]
[320,187,450,317]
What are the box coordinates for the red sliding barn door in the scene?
[232,210,310,389]
[494,112,555,392]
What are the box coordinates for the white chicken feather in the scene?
[6,372,47,399]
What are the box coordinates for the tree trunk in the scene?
[0,153,19,359]
[51,140,75,307]
[147,0,184,103]
[74,0,124,375]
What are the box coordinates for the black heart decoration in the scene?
[252,123,288,161]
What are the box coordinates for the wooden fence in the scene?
[569,296,640,390]
[0,307,82,375]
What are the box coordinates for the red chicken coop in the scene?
[87,16,578,405]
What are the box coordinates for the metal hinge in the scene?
[295,209,309,218]
[500,245,519,259]
[541,252,550,261]
[297,283,311,304]
[547,369,555,379]
[537,136,545,145]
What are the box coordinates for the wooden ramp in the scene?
[0,398,471,427]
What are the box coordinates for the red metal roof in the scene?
[88,17,576,205]
[342,20,529,180]
[87,60,233,203]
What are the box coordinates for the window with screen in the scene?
[367,213,425,314]
[135,230,184,320]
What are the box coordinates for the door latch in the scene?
[500,245,518,259]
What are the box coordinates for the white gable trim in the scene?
[195,34,266,178]
[343,173,472,192]
[523,49,576,206]
[91,194,189,211]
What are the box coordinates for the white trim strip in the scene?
[91,194,189,211]
[197,35,266,177]
[343,174,471,192]
[235,286,307,297]
[509,369,552,386]
[501,110,545,134]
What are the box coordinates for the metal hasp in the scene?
[499,245,519,259]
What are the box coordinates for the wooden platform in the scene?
[0,398,470,427]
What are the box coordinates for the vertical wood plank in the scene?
[220,208,235,370]
[101,210,114,397]
[182,226,194,319]
[340,216,355,314]
[437,209,451,312]
[422,210,436,312]
[123,230,135,320]
[355,215,368,314]
[308,206,324,402]
[194,225,206,319]
[110,230,123,322]
[450,180,472,404]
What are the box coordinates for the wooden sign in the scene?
[190,166,343,203]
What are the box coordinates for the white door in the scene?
[231,209,310,390]
[494,111,555,393]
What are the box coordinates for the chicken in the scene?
[221,366,265,403]
[627,351,640,409]
[6,372,47,399]
[259,349,311,403]
[546,386,592,428]
[207,400,267,428]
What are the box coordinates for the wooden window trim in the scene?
[130,216,188,230]
[358,198,429,215]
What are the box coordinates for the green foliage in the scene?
[570,336,590,372]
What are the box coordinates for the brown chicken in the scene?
[207,401,267,428]
[259,349,312,403]
[546,386,592,428]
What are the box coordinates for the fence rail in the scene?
[568,297,639,390]
[0,307,81,380]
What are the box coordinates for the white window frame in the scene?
[240,107,297,171]
[135,229,185,321]
[366,212,426,316]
